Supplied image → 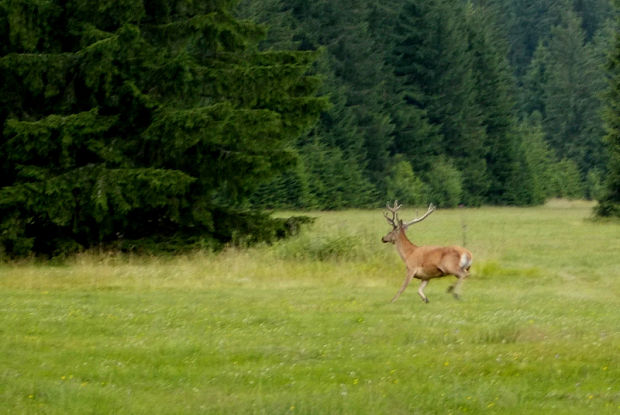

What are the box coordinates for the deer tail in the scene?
[459,252,472,271]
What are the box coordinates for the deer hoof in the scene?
[423,297,429,304]
[452,293,461,300]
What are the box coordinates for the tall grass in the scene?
[1,201,619,414]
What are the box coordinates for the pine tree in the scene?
[0,0,326,256]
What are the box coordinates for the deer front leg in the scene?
[418,279,429,303]
[391,272,413,303]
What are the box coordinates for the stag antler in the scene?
[384,200,402,228]
[402,203,436,227]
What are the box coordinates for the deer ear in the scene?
[399,219,410,230]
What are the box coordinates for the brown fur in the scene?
[383,225,473,303]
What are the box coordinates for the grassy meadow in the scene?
[1,200,619,414]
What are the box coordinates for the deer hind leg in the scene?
[447,269,470,299]
[417,279,430,303]
[391,271,414,303]
[447,254,472,299]
[447,276,465,299]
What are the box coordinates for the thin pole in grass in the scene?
[460,204,468,248]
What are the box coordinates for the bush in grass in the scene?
[274,232,367,261]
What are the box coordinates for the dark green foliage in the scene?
[465,4,522,205]
[1,0,616,258]
[242,0,613,209]
[240,0,611,209]
[299,138,376,209]
[514,4,612,203]
[520,42,549,117]
[239,0,387,208]
[586,169,605,201]
[498,0,566,77]
[108,213,315,254]
[542,10,606,174]
[514,2,610,192]
[249,159,316,209]
[597,0,620,217]
[512,115,557,204]
[423,157,464,208]
[379,0,443,175]
[388,0,525,206]
[549,159,586,199]
[385,157,428,206]
[495,0,612,77]
[0,0,325,257]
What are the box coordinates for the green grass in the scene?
[1,201,619,414]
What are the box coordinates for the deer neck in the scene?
[395,228,417,262]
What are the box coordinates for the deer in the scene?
[381,201,473,303]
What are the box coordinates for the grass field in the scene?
[1,200,619,414]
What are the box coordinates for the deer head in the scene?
[381,201,436,244]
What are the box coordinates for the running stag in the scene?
[381,201,473,303]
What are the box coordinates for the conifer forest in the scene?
[1,0,620,256]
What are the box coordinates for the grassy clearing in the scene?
[1,201,619,414]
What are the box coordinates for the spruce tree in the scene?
[520,41,549,117]
[543,9,606,175]
[514,115,558,204]
[596,0,620,217]
[465,3,521,204]
[238,0,384,208]
[0,0,325,256]
[498,0,563,78]
[391,0,489,205]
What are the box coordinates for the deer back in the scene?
[404,245,472,278]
